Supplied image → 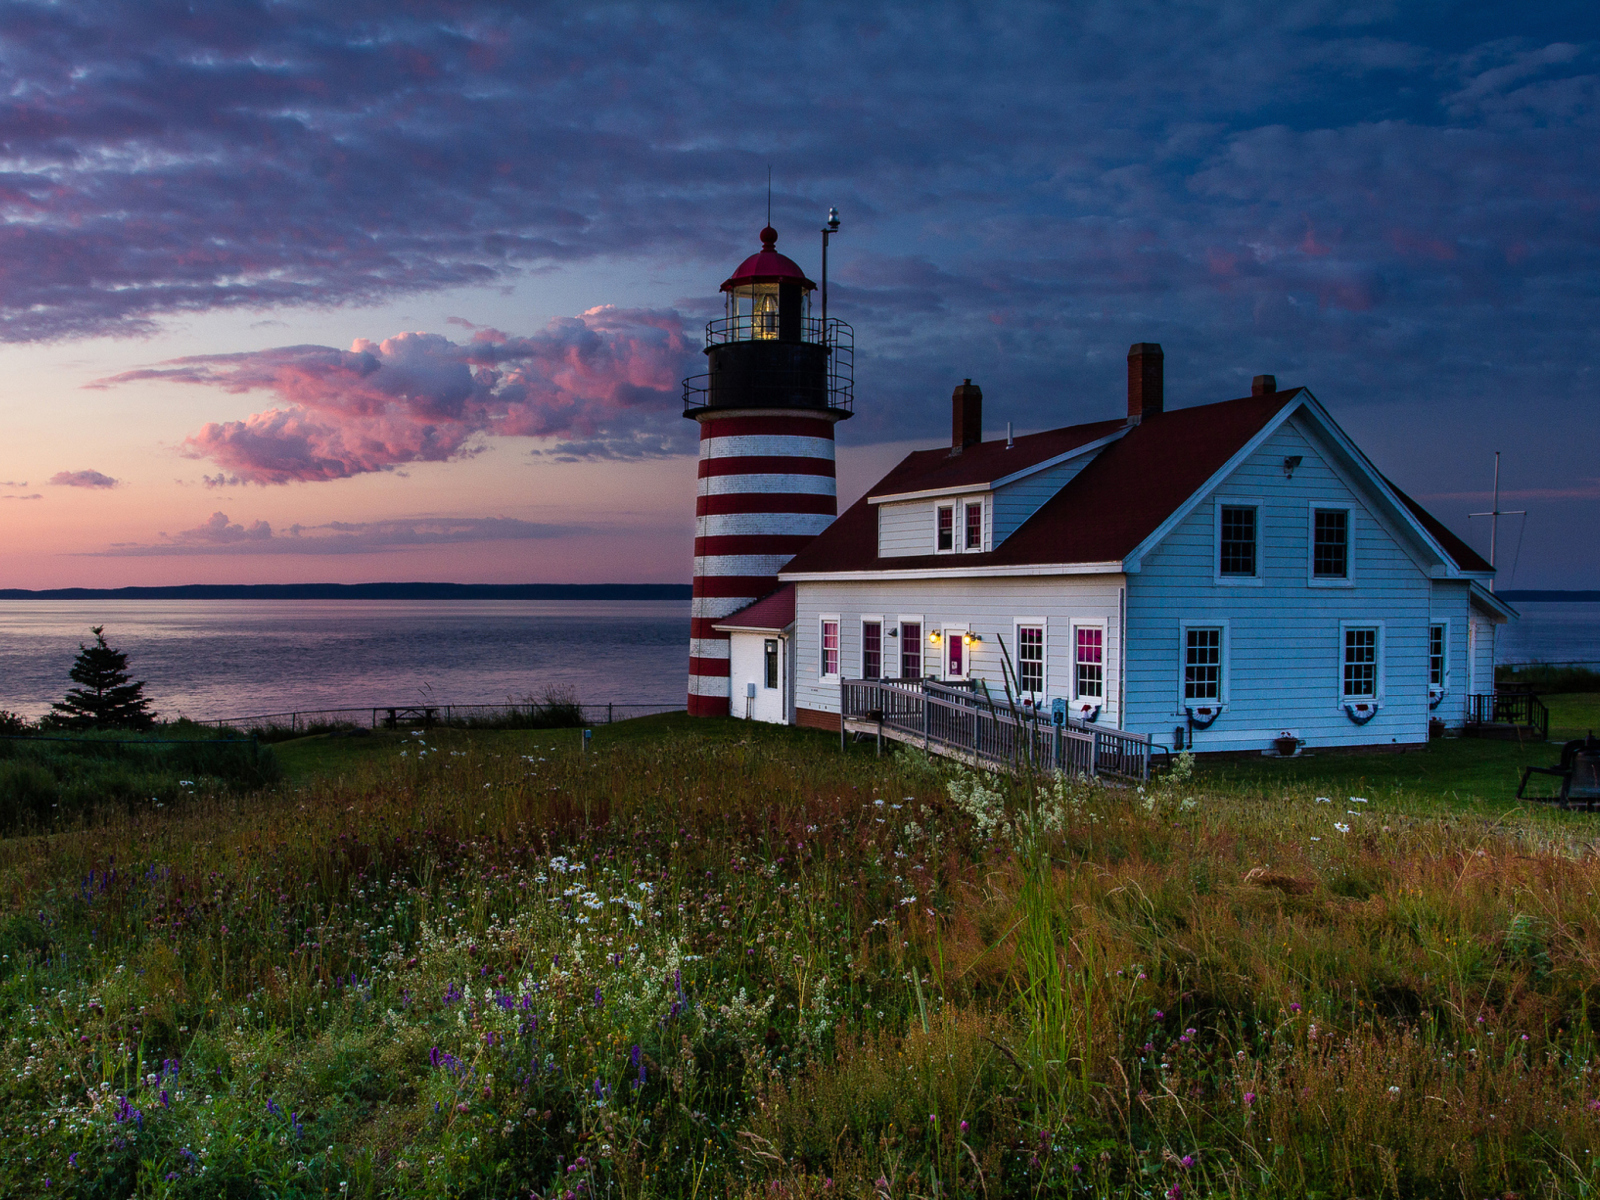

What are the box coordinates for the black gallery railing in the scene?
[840,678,1152,782]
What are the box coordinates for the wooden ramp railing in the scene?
[840,679,1151,782]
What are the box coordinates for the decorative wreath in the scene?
[1186,704,1221,729]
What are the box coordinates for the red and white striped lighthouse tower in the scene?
[683,225,854,716]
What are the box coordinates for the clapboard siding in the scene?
[992,453,1097,543]
[1124,415,1435,752]
[876,495,991,557]
[793,575,1127,724]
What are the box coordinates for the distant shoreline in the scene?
[1498,591,1600,603]
[0,583,693,601]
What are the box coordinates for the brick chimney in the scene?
[951,378,982,454]
[1252,374,1277,397]
[1127,343,1163,424]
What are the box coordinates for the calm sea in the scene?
[0,600,691,722]
[1497,601,1600,669]
[0,598,1593,724]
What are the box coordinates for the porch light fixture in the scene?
[1283,455,1303,479]
[962,632,981,647]
[928,630,942,646]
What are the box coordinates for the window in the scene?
[1017,624,1044,695]
[965,502,983,550]
[820,619,839,678]
[1313,508,1349,578]
[862,620,882,680]
[1429,623,1446,689]
[936,506,954,551]
[1219,506,1257,577]
[1075,627,1104,699]
[1343,626,1378,698]
[900,622,922,679]
[764,639,779,690]
[1184,627,1222,701]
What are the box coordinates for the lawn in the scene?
[4,717,1600,1198]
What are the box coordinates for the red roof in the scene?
[782,390,1305,574]
[1386,478,1493,574]
[721,226,816,292]
[867,419,1129,499]
[712,584,796,632]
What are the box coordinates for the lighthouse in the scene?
[683,224,854,717]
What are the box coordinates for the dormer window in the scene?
[937,506,955,551]
[965,502,983,550]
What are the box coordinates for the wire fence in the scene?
[198,701,685,735]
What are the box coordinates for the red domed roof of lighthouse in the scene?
[720,226,816,292]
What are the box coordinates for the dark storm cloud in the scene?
[6,1,1598,579]
[96,511,584,555]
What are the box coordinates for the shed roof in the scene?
[712,584,796,633]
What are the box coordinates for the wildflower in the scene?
[1334,822,1350,834]
[1388,1085,1400,1095]
[1181,1154,1194,1168]
[1290,1002,1302,1012]
[1349,796,1368,804]
[1315,796,1330,804]
[959,1120,969,1133]
[1243,1092,1255,1104]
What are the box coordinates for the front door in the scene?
[944,626,968,680]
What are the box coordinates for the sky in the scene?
[1,1,1596,589]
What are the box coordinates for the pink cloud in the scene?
[94,307,696,483]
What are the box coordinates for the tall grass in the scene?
[2,724,1599,1197]
[0,722,278,833]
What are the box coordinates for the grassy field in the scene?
[3,717,1600,1198]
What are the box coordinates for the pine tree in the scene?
[47,626,156,731]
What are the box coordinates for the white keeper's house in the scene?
[685,228,1512,755]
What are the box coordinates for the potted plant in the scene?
[1274,735,1301,757]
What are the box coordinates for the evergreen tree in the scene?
[47,626,156,731]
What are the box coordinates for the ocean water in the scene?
[0,597,1593,725]
[0,600,691,722]
[1496,601,1600,668]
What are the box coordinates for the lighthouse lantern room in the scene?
[684,224,854,717]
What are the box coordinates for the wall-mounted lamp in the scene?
[1283,455,1303,479]
[962,631,981,647]
[928,630,942,646]
[886,627,899,639]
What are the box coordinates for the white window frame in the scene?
[963,498,986,552]
[1177,619,1230,713]
[763,637,781,691]
[860,614,884,681]
[1428,618,1450,699]
[1338,620,1385,707]
[1307,502,1355,587]
[1214,498,1264,586]
[895,614,924,681]
[1069,619,1107,706]
[933,496,988,554]
[819,614,841,681]
[941,623,969,681]
[934,504,956,554]
[1013,619,1047,699]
